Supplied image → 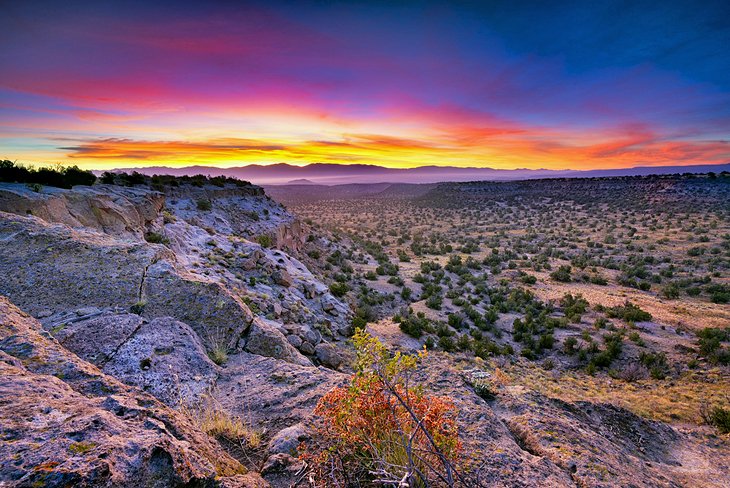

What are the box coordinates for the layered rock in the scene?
[0,183,164,239]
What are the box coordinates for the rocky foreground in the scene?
[1,180,728,487]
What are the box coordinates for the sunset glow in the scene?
[2,0,729,171]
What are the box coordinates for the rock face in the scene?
[0,182,353,362]
[53,312,219,405]
[0,181,354,486]
[0,183,165,238]
[0,296,257,487]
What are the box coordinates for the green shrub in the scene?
[605,301,652,323]
[329,282,349,298]
[550,265,572,282]
[144,232,169,244]
[639,351,669,379]
[256,234,273,248]
[563,336,578,355]
[196,198,212,211]
[704,406,730,434]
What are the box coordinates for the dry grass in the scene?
[530,279,730,331]
[180,399,262,449]
[499,361,730,425]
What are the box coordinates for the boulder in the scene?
[286,334,303,349]
[244,319,311,367]
[300,326,322,346]
[272,269,293,287]
[314,343,343,369]
[267,423,308,456]
[299,341,315,355]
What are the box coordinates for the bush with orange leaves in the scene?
[301,329,464,487]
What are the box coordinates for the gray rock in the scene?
[272,269,293,287]
[261,453,299,475]
[75,306,101,316]
[267,423,308,456]
[314,343,343,369]
[244,319,310,366]
[300,326,321,346]
[0,296,247,486]
[299,341,315,355]
[286,334,303,349]
[337,323,354,337]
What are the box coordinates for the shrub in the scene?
[425,294,443,310]
[563,336,578,355]
[144,231,169,244]
[329,282,349,298]
[520,274,537,285]
[550,265,572,282]
[702,405,730,434]
[302,330,463,486]
[438,335,456,352]
[256,234,273,248]
[398,311,433,338]
[196,198,212,211]
[639,351,669,379]
[1,159,96,188]
[130,301,146,315]
[100,171,116,184]
[661,283,680,299]
[208,346,228,366]
[605,301,652,323]
[697,327,730,365]
[560,293,588,322]
[182,398,260,449]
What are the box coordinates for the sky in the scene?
[1,0,729,171]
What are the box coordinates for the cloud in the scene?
[53,130,730,171]
[58,138,289,160]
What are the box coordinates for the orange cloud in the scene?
[51,128,730,172]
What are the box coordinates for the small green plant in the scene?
[329,281,349,297]
[701,404,730,434]
[256,234,273,248]
[69,441,97,455]
[130,300,146,314]
[196,198,212,211]
[144,231,169,244]
[162,211,177,224]
[605,301,652,323]
[550,265,572,282]
[208,346,228,366]
[639,351,669,379]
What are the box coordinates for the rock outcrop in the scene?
[0,183,164,239]
[53,312,219,405]
[0,296,262,487]
[0,181,355,485]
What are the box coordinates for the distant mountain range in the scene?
[104,162,730,185]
